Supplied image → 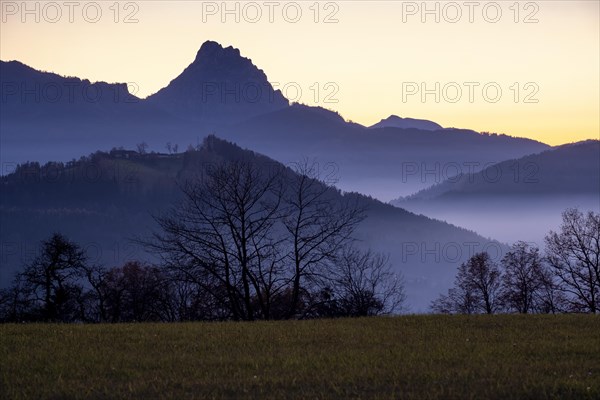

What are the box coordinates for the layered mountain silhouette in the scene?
[1,40,550,200]
[0,136,503,311]
[218,106,549,198]
[392,140,600,244]
[369,115,443,131]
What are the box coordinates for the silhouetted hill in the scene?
[369,115,443,130]
[396,140,600,200]
[0,136,503,311]
[391,140,600,244]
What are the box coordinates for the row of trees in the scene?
[432,209,600,314]
[0,160,406,322]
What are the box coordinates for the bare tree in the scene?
[136,142,148,154]
[18,233,88,321]
[500,242,546,313]
[142,159,368,321]
[545,208,600,313]
[145,161,286,321]
[78,263,109,322]
[464,252,502,314]
[431,252,502,314]
[536,265,567,314]
[283,160,365,318]
[329,248,405,317]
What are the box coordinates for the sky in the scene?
[1,0,598,145]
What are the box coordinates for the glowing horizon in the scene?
[1,0,598,146]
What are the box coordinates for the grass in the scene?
[1,315,599,399]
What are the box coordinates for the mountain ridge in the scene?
[394,139,600,202]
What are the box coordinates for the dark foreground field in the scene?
[1,316,599,399]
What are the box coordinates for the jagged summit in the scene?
[194,40,242,61]
[185,40,269,82]
[147,40,288,123]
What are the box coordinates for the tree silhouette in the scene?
[19,233,87,321]
[431,252,501,314]
[147,161,284,321]
[545,208,600,313]
[283,160,364,318]
[500,242,546,313]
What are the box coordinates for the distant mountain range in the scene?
[392,140,600,244]
[0,136,503,311]
[1,40,550,200]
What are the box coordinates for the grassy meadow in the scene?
[1,315,599,399]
